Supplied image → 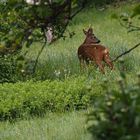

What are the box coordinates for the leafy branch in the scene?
[0,0,87,73]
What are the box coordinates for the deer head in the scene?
[83,27,100,44]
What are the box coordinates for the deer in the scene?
[77,27,113,74]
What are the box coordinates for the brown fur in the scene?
[77,27,113,74]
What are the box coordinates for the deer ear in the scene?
[88,28,93,34]
[83,29,87,35]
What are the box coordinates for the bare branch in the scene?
[112,42,140,62]
[32,28,48,73]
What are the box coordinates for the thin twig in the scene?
[33,29,47,73]
[70,6,85,19]
[33,41,47,73]
[112,42,140,62]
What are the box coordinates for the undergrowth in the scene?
[0,76,103,121]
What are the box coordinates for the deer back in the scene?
[78,44,107,60]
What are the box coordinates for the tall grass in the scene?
[24,2,140,81]
[0,110,91,140]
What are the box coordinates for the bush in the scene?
[0,54,37,83]
[87,66,140,140]
[0,76,103,121]
[0,56,17,83]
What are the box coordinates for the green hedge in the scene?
[0,76,103,121]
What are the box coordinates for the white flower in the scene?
[54,70,61,77]
[21,69,25,73]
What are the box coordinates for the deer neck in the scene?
[84,38,95,44]
[83,39,99,46]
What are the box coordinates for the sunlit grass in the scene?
[0,110,91,140]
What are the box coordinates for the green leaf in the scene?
[111,13,118,19]
[131,4,140,18]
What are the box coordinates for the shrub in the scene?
[0,76,103,121]
[0,54,36,83]
[87,63,140,140]
[0,56,17,83]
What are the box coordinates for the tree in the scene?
[0,0,87,72]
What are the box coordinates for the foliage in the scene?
[112,3,140,33]
[87,60,140,140]
[0,76,103,121]
[0,54,34,83]
[89,0,116,7]
[0,0,86,54]
[0,0,88,74]
[0,55,17,83]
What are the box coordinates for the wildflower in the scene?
[54,70,61,77]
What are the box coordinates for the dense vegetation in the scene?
[0,76,103,121]
[0,1,140,140]
[87,67,140,140]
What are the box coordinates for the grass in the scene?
[23,2,140,81]
[0,110,92,140]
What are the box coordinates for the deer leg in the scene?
[95,59,105,74]
[103,49,113,70]
[79,58,86,69]
[104,55,113,70]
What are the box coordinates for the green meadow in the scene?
[26,2,140,81]
[0,110,92,140]
[0,2,140,140]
